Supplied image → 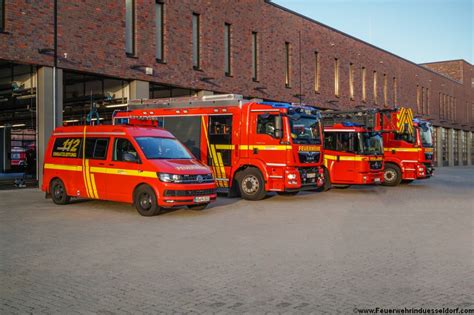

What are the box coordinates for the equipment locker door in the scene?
[207,115,233,189]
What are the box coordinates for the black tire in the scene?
[334,185,351,189]
[315,167,331,192]
[237,168,267,201]
[277,191,299,196]
[134,185,161,216]
[187,203,209,211]
[383,164,402,186]
[50,178,71,205]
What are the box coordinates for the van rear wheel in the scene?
[50,179,70,205]
[238,168,267,201]
[134,185,161,216]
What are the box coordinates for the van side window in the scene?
[114,138,139,163]
[52,138,82,158]
[257,114,277,137]
[84,138,109,160]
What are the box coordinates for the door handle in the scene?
[98,162,105,166]
[337,155,340,162]
[253,148,259,154]
[108,163,115,167]
[391,149,396,154]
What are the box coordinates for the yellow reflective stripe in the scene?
[209,145,224,187]
[89,167,157,178]
[44,163,83,171]
[85,160,95,199]
[82,126,90,198]
[324,155,381,162]
[216,152,228,187]
[215,144,234,150]
[90,173,99,199]
[239,145,291,151]
[384,148,421,152]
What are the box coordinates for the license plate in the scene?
[194,196,210,203]
[374,178,381,183]
[307,173,316,179]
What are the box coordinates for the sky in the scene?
[273,0,473,64]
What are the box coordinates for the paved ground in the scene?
[1,167,473,314]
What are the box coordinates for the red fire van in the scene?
[41,125,217,216]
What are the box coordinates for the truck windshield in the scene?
[135,137,192,159]
[358,132,383,155]
[290,116,321,144]
[419,124,433,147]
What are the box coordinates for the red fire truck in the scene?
[318,110,385,191]
[380,107,434,186]
[113,94,326,200]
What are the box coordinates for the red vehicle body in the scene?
[322,123,384,188]
[42,125,217,216]
[113,94,326,200]
[379,108,434,186]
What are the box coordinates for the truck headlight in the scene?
[287,173,297,180]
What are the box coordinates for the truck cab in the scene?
[382,118,434,185]
[113,94,326,200]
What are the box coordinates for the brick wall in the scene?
[0,0,472,131]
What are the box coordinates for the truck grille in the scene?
[369,161,383,170]
[424,153,433,161]
[164,189,216,197]
[176,174,214,184]
[298,151,321,164]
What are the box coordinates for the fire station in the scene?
[0,0,472,187]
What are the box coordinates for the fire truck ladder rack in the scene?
[128,94,263,110]
[321,108,395,130]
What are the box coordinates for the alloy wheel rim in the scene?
[384,170,395,182]
[54,184,64,199]
[139,193,152,210]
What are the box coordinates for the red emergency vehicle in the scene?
[42,125,217,216]
[319,110,385,190]
[113,94,326,200]
[380,107,434,186]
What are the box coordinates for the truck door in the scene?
[208,115,233,189]
[324,132,356,183]
[249,112,288,171]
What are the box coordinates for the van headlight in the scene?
[158,173,183,183]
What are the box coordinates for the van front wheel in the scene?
[134,185,161,216]
[50,179,71,205]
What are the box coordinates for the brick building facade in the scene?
[0,0,472,183]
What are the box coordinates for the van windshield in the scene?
[135,137,192,159]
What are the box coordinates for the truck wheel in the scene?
[238,168,267,201]
[277,191,299,196]
[50,179,71,205]
[383,164,402,186]
[134,185,161,216]
[187,203,209,211]
[315,168,331,192]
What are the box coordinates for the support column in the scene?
[457,130,463,166]
[447,128,454,167]
[468,132,473,166]
[0,128,11,173]
[435,127,443,168]
[129,80,150,100]
[37,67,63,186]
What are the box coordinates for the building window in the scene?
[373,71,377,104]
[383,74,387,105]
[125,0,136,55]
[361,67,367,102]
[155,1,164,62]
[393,77,397,105]
[285,42,291,87]
[314,51,320,92]
[421,87,426,114]
[0,0,4,32]
[252,32,258,81]
[426,87,430,115]
[192,13,200,69]
[416,85,421,113]
[224,23,232,76]
[439,92,442,119]
[349,63,354,100]
[334,58,339,97]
